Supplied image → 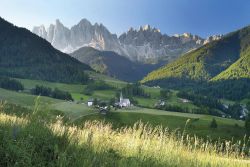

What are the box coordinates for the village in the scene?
[71,89,249,120]
[86,92,132,115]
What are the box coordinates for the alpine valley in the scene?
[0,8,250,167]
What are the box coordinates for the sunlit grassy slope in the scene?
[0,88,61,107]
[0,105,249,167]
[74,108,246,140]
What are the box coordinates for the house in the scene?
[223,104,229,109]
[159,100,166,106]
[179,98,190,103]
[118,92,130,107]
[240,105,249,119]
[154,100,166,107]
[87,99,94,107]
[99,107,108,115]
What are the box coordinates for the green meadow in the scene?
[0,105,249,167]
[0,76,249,166]
[0,77,247,140]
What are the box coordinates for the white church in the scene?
[118,92,130,107]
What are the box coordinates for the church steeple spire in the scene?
[120,91,123,102]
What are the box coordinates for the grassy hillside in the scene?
[1,76,247,139]
[0,88,61,107]
[212,47,250,80]
[71,47,163,82]
[212,26,250,80]
[86,71,127,88]
[142,25,250,83]
[0,17,90,83]
[0,106,249,166]
[16,78,85,93]
[1,78,246,140]
[74,110,246,140]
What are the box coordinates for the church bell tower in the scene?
[120,91,123,102]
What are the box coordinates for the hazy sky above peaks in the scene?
[0,0,249,37]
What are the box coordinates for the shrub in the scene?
[0,77,24,91]
[31,85,52,96]
[210,118,218,129]
[31,85,73,101]
[52,88,73,101]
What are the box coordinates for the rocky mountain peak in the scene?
[143,24,151,31]
[204,34,223,44]
[32,25,47,39]
[78,18,92,26]
[33,19,222,63]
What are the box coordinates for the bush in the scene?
[210,118,218,129]
[52,88,73,101]
[0,77,24,91]
[31,85,73,101]
[31,85,52,96]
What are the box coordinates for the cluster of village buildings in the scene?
[87,92,131,114]
[85,92,248,119]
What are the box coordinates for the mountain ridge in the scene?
[33,18,221,63]
[141,25,250,83]
[70,47,163,82]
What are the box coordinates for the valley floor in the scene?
[0,76,250,166]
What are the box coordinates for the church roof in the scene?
[121,99,130,103]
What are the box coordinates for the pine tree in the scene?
[210,118,218,129]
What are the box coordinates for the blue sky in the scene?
[0,0,249,37]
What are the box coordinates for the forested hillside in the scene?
[0,17,91,83]
[142,25,250,83]
[71,47,162,82]
[141,25,250,100]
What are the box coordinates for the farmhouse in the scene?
[118,92,130,107]
[179,98,190,103]
[87,98,94,106]
[155,100,166,107]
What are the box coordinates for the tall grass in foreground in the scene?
[0,103,250,166]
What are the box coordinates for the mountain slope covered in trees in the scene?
[212,27,250,81]
[141,25,250,100]
[0,17,91,83]
[71,47,163,82]
[142,25,250,83]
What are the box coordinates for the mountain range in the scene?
[33,19,222,63]
[0,16,249,100]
